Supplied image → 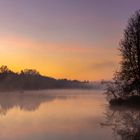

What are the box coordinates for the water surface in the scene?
[0,89,137,140]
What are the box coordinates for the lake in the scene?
[0,89,138,140]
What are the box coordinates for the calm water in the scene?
[0,89,138,140]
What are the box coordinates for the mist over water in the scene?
[0,89,136,140]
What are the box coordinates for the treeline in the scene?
[0,65,92,90]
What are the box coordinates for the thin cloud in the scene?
[91,61,116,70]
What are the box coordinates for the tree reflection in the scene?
[101,106,140,140]
[0,91,70,116]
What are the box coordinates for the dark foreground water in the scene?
[0,89,138,140]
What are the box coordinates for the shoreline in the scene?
[109,95,140,107]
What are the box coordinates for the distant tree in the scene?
[20,69,40,76]
[0,65,11,74]
[106,10,140,100]
[0,65,90,90]
[0,65,15,81]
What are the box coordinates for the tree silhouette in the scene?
[0,65,91,90]
[119,10,140,92]
[20,69,40,76]
[106,10,140,100]
[0,65,10,74]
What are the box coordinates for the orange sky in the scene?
[0,35,120,80]
[0,0,138,80]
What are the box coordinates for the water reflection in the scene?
[0,90,112,140]
[102,106,140,140]
[0,90,71,115]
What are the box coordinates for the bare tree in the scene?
[106,10,140,100]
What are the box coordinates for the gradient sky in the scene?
[0,0,140,80]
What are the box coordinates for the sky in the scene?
[0,0,140,81]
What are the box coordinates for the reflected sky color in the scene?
[0,90,113,140]
[0,0,140,80]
